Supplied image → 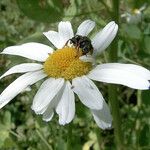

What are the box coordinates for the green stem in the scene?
[108,86,124,149]
[108,0,124,150]
[9,130,22,139]
[67,124,72,150]
[36,129,52,150]
[122,55,139,65]
[95,128,102,149]
[136,90,142,147]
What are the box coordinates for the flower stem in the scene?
[95,128,102,149]
[108,0,124,149]
[36,129,53,150]
[67,124,72,150]
[136,90,142,147]
[108,86,124,149]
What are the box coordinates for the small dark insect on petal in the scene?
[68,35,93,55]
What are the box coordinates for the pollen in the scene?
[43,47,92,80]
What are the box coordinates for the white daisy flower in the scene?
[0,20,150,130]
[121,4,146,24]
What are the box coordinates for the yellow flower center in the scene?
[43,47,92,80]
[132,9,140,14]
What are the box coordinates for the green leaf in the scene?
[17,0,64,23]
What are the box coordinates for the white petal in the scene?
[79,55,95,64]
[88,63,150,90]
[56,81,75,125]
[0,70,47,109]
[1,42,53,62]
[0,63,43,80]
[58,21,74,46]
[43,31,64,49]
[95,63,150,80]
[72,76,103,110]
[35,85,64,115]
[92,21,118,55]
[76,20,95,36]
[42,109,54,122]
[42,87,64,121]
[32,78,64,113]
[91,100,112,129]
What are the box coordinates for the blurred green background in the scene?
[0,0,150,149]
